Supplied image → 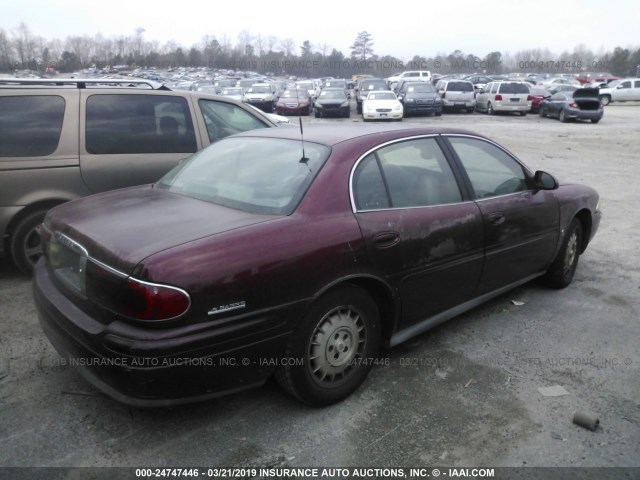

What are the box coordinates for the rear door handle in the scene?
[487,212,506,226]
[373,231,400,249]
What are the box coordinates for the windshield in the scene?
[367,92,396,100]
[157,137,330,215]
[247,85,271,93]
[406,83,435,93]
[282,89,310,98]
[319,90,347,99]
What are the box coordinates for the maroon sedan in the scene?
[529,87,551,113]
[274,88,313,116]
[34,125,601,407]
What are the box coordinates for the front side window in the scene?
[157,137,330,215]
[619,81,631,89]
[86,94,197,154]
[0,95,65,157]
[448,136,527,199]
[353,138,462,211]
[199,99,269,143]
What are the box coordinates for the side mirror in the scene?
[534,170,558,190]
[397,94,404,100]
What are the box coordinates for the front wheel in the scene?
[10,209,49,275]
[599,95,611,106]
[591,118,600,124]
[275,285,381,406]
[544,219,583,289]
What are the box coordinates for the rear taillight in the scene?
[495,94,502,101]
[527,95,533,101]
[569,102,578,108]
[86,260,190,321]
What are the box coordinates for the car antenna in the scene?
[297,86,309,164]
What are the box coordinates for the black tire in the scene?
[520,111,527,116]
[544,218,583,289]
[10,209,48,275]
[275,285,381,406]
[559,109,568,123]
[435,109,442,117]
[591,118,600,124]
[599,95,611,106]
[487,102,494,115]
[343,110,350,118]
[466,107,475,113]
[314,110,320,118]
[356,102,362,114]
[539,107,546,117]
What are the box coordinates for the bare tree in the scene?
[280,38,295,57]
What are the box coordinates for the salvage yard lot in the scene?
[1,104,639,472]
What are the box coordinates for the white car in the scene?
[598,78,640,105]
[386,70,432,86]
[362,91,403,121]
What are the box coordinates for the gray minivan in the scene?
[0,78,277,273]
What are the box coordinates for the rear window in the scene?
[86,94,197,154]
[499,83,530,94]
[157,137,330,215]
[447,82,474,92]
[0,95,65,157]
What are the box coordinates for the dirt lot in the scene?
[1,103,639,477]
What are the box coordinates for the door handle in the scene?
[373,231,400,249]
[487,212,506,226]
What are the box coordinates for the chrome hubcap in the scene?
[564,232,578,275]
[309,306,366,385]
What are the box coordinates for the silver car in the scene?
[435,79,476,113]
[476,81,531,115]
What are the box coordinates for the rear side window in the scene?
[353,138,462,210]
[0,96,65,157]
[86,94,197,154]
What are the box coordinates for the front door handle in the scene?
[487,212,506,226]
[373,231,400,249]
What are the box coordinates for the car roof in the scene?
[232,124,484,147]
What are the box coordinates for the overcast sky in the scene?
[4,0,639,59]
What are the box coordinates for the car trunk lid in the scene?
[573,88,602,110]
[45,185,279,274]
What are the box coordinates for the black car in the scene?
[314,88,351,118]
[397,81,443,117]
[355,78,389,114]
[539,88,603,123]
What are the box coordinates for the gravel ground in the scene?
[0,102,639,478]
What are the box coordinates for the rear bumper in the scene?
[33,259,295,407]
[565,108,603,121]
[493,101,530,112]
[442,99,476,109]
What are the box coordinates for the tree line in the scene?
[1,24,639,78]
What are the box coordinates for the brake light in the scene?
[495,94,502,101]
[527,95,532,101]
[85,260,190,321]
[122,278,190,320]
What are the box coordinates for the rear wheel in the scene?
[539,107,546,117]
[544,218,583,289]
[275,285,381,406]
[487,102,494,115]
[559,109,568,123]
[520,111,527,116]
[10,209,48,275]
[591,118,600,124]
